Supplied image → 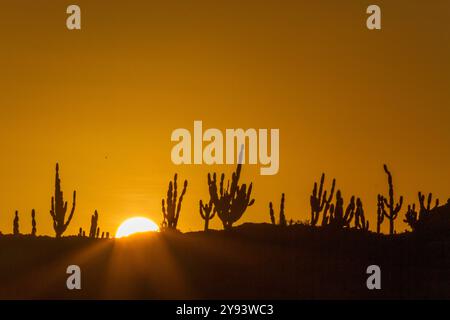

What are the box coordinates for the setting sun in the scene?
[115,217,159,238]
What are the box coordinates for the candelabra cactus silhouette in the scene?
[50,163,76,238]
[310,173,335,226]
[326,191,355,229]
[207,163,255,230]
[199,198,215,231]
[162,174,188,230]
[13,211,19,235]
[381,164,403,235]
[354,198,369,231]
[404,192,439,231]
[418,192,439,219]
[31,209,36,236]
[89,210,99,238]
[376,194,385,234]
[269,193,286,226]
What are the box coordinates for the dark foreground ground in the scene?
[0,223,449,299]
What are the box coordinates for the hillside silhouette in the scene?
[1,222,450,299]
[0,162,449,299]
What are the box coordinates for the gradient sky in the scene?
[0,1,449,236]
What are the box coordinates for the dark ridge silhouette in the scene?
[310,173,335,226]
[0,161,450,299]
[199,197,215,231]
[269,193,286,226]
[380,164,403,235]
[2,223,450,299]
[50,163,76,238]
[13,211,19,236]
[207,163,255,230]
[161,174,188,230]
[31,209,36,236]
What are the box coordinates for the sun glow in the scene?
[115,217,159,238]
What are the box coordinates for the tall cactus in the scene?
[269,193,286,226]
[354,198,369,231]
[310,173,335,226]
[162,174,188,230]
[269,202,276,225]
[207,163,255,230]
[13,211,19,235]
[50,163,76,238]
[89,210,99,238]
[376,194,385,234]
[31,209,37,236]
[199,198,215,231]
[381,164,403,235]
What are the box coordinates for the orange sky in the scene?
[0,1,449,236]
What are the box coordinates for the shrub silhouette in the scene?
[207,163,254,230]
[310,173,335,226]
[376,194,385,234]
[13,211,19,235]
[89,210,99,238]
[162,174,187,230]
[269,193,286,226]
[354,198,369,231]
[199,198,215,231]
[404,203,418,231]
[380,164,403,235]
[31,209,36,236]
[50,163,76,238]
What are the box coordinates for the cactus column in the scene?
[200,198,215,231]
[376,194,385,234]
[89,210,99,238]
[310,173,335,226]
[31,209,37,236]
[13,211,19,235]
[50,163,77,238]
[162,174,188,230]
[381,164,403,235]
